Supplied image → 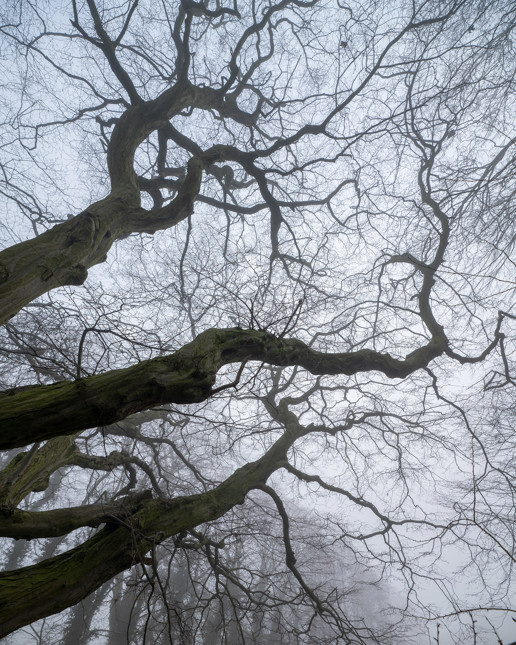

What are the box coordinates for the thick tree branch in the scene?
[0,491,151,540]
[0,326,447,449]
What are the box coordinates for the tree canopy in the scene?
[0,0,516,642]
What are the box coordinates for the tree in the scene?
[0,0,516,642]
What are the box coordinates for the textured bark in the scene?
[0,327,446,449]
[0,182,202,326]
[0,201,126,326]
[0,522,141,637]
[0,436,152,511]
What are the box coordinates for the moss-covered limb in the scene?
[0,436,78,509]
[70,450,135,471]
[0,426,294,636]
[0,491,151,539]
[0,522,140,637]
[139,420,297,538]
[0,345,215,450]
[0,327,447,450]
